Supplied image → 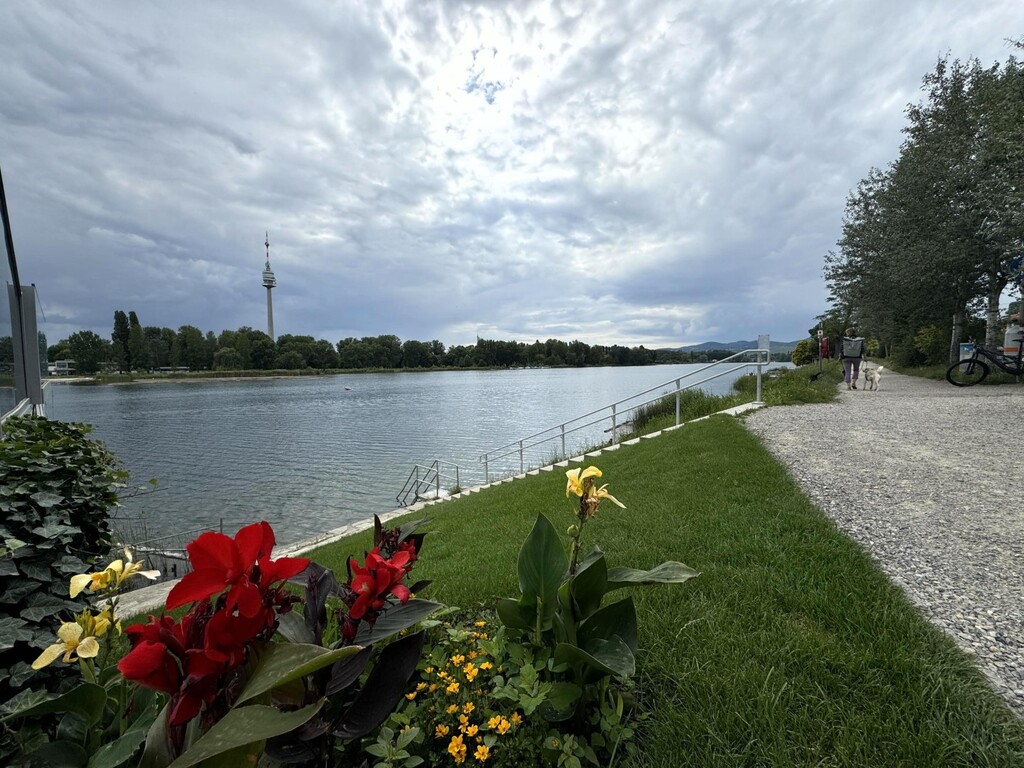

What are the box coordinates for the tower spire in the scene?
[262,231,276,340]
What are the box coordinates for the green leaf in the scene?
[20,593,74,622]
[30,492,64,509]
[606,561,699,589]
[89,695,162,768]
[555,636,635,679]
[517,514,567,605]
[396,726,420,750]
[236,643,362,705]
[0,557,18,576]
[496,597,535,630]
[166,701,325,768]
[353,599,442,645]
[0,616,35,650]
[569,548,607,621]
[578,596,638,653]
[25,739,88,767]
[276,610,314,644]
[540,682,582,721]
[139,702,172,768]
[1,683,107,726]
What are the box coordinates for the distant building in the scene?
[47,360,75,376]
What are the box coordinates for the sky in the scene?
[1,1,1022,349]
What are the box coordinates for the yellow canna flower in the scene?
[113,548,161,588]
[31,622,100,669]
[593,483,626,509]
[69,570,112,598]
[565,466,602,497]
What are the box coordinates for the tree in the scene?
[791,339,815,366]
[213,347,243,370]
[112,310,130,372]
[173,326,207,371]
[275,350,306,369]
[67,331,109,374]
[128,318,151,371]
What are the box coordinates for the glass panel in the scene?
[0,248,14,416]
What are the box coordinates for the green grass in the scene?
[307,416,1024,767]
[884,360,1022,385]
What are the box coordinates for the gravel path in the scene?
[745,368,1024,715]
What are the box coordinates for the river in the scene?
[41,364,775,547]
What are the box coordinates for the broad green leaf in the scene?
[26,739,88,767]
[166,701,324,768]
[89,695,162,768]
[579,596,637,653]
[1,683,106,726]
[353,599,442,645]
[517,514,567,605]
[555,635,635,679]
[0,615,34,650]
[276,610,314,644]
[139,702,172,768]
[569,548,607,621]
[496,597,535,630]
[606,561,699,589]
[540,682,582,721]
[237,643,362,705]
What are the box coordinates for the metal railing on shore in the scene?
[397,460,461,507]
[478,342,771,483]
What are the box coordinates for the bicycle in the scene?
[945,335,1024,386]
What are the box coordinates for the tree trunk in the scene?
[985,278,1008,349]
[949,311,964,365]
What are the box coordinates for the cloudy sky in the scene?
[1,1,1021,348]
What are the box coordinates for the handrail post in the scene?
[519,440,524,474]
[675,378,681,425]
[611,403,618,444]
[436,467,440,499]
[560,424,566,460]
[456,465,460,491]
[756,333,769,404]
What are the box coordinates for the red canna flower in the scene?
[165,522,308,615]
[117,639,181,693]
[348,550,411,620]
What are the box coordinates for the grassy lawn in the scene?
[307,415,1024,767]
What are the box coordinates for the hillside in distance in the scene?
[673,339,801,353]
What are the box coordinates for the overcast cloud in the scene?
[1,1,1021,348]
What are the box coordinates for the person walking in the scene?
[840,327,865,390]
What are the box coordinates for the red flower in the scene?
[348,550,411,620]
[166,522,308,615]
[118,639,181,693]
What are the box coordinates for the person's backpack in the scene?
[842,337,864,358]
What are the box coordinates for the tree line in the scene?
[31,311,763,375]
[822,46,1024,366]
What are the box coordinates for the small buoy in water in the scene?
[344,387,353,391]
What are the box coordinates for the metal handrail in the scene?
[479,347,770,482]
[397,460,461,507]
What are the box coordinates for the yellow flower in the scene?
[405,692,417,700]
[31,622,100,669]
[479,661,493,670]
[463,663,478,682]
[592,483,626,509]
[424,666,434,674]
[458,714,469,728]
[496,718,511,735]
[446,704,459,714]
[435,724,450,738]
[565,466,602,497]
[510,712,523,725]
[416,682,427,691]
[487,715,502,729]
[429,684,438,692]
[69,549,159,598]
[467,650,478,660]
[474,744,490,762]
[451,654,465,666]
[474,620,487,627]
[69,569,112,598]
[463,701,475,714]
[448,735,467,763]
[446,681,460,694]
[466,724,479,737]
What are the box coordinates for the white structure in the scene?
[262,232,277,340]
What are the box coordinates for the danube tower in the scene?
[262,232,277,340]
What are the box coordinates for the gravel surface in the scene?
[745,367,1024,715]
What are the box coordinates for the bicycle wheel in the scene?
[946,359,989,386]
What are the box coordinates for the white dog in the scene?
[862,366,883,391]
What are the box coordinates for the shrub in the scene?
[0,417,124,702]
[791,339,816,366]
